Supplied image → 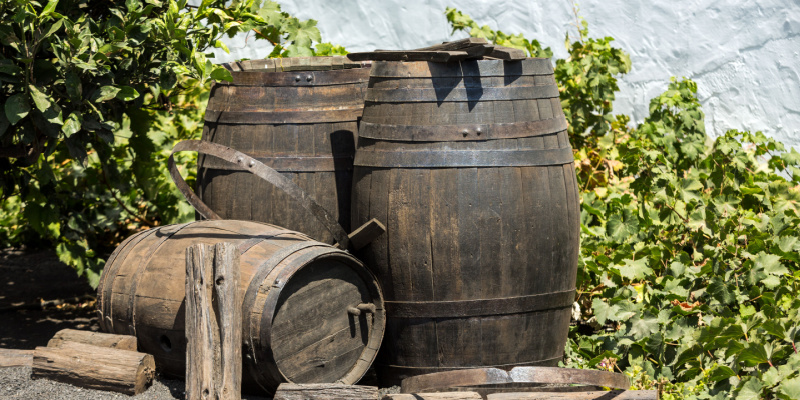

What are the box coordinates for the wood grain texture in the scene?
[0,349,33,368]
[96,220,385,393]
[487,391,658,400]
[273,383,379,400]
[31,341,155,395]
[185,244,219,400]
[352,59,578,385]
[384,393,482,400]
[47,329,137,351]
[215,243,242,400]
[198,61,369,244]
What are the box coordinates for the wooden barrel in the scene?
[96,220,385,393]
[198,57,370,243]
[350,59,579,384]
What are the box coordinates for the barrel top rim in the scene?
[369,58,555,77]
[223,56,369,72]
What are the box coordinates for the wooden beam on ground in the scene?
[383,392,482,400]
[274,383,379,400]
[47,329,137,351]
[0,349,33,368]
[31,341,154,395]
[487,390,659,399]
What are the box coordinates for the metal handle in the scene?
[168,140,351,249]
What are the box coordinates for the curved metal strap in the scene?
[216,67,371,87]
[168,140,350,249]
[400,366,631,393]
[354,147,575,168]
[203,108,363,124]
[200,155,354,173]
[385,289,574,318]
[358,117,567,142]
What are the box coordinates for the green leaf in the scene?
[115,86,140,102]
[5,93,30,125]
[284,17,321,48]
[40,0,59,18]
[62,112,81,137]
[779,376,800,399]
[739,343,770,366]
[92,86,121,102]
[628,313,659,339]
[209,66,232,82]
[707,365,736,383]
[606,208,639,241]
[616,258,653,281]
[28,85,52,112]
[753,251,789,276]
[736,377,764,400]
[591,298,619,325]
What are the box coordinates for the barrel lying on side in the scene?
[96,220,385,393]
[198,57,370,243]
[351,59,579,384]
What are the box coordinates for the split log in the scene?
[185,242,242,400]
[487,391,659,399]
[31,341,155,395]
[47,329,137,351]
[383,392,482,400]
[0,349,33,368]
[274,383,379,400]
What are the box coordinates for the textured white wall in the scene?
[216,0,800,146]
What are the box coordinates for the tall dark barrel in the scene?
[96,220,385,393]
[350,59,579,384]
[198,57,370,242]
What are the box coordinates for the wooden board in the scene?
[274,383,378,400]
[384,393,482,400]
[31,341,155,396]
[487,391,658,399]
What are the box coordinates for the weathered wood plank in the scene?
[348,50,471,63]
[185,244,219,400]
[31,341,155,395]
[47,329,137,351]
[273,383,379,400]
[487,391,658,399]
[384,393,482,400]
[0,349,33,368]
[214,242,242,400]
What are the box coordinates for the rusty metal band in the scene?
[358,117,567,142]
[364,85,559,103]
[97,228,158,333]
[203,107,364,124]
[400,366,631,394]
[127,222,194,336]
[385,289,574,319]
[258,246,340,388]
[168,140,350,249]
[200,155,354,172]
[242,241,328,391]
[370,59,554,78]
[216,68,371,87]
[354,147,574,168]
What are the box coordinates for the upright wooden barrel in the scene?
[198,57,370,243]
[351,59,579,384]
[96,220,385,393]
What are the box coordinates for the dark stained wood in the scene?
[351,59,578,385]
[274,383,379,400]
[0,349,33,368]
[199,58,370,244]
[487,391,658,400]
[97,220,385,394]
[31,341,155,396]
[185,244,219,400]
[347,50,471,63]
[487,46,527,60]
[337,218,386,251]
[47,329,137,351]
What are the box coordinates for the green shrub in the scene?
[447,8,800,399]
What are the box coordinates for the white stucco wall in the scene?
[216,0,800,147]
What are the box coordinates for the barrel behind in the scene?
[198,57,370,243]
[96,220,385,392]
[351,59,579,384]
